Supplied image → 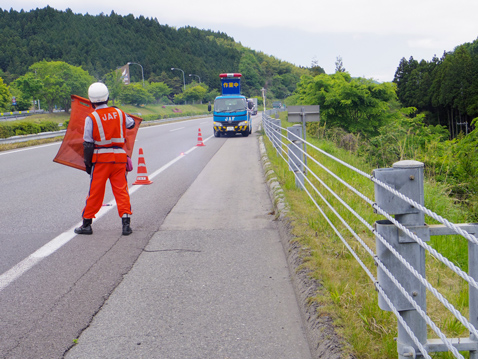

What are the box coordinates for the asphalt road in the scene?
[0,115,312,358]
[0,117,220,357]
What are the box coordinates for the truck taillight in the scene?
[219,73,242,78]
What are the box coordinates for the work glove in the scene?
[83,141,94,175]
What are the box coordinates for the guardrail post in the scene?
[287,124,305,189]
[470,241,478,358]
[373,160,427,359]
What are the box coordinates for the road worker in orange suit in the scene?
[75,82,135,236]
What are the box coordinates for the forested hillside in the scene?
[0,6,310,99]
[393,39,478,138]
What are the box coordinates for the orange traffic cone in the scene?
[197,128,205,147]
[133,148,153,185]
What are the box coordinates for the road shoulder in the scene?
[258,135,351,359]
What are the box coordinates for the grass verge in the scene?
[0,136,64,151]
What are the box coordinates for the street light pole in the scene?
[171,67,186,91]
[127,62,144,86]
[188,74,200,83]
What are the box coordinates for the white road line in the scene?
[169,127,185,132]
[0,142,59,156]
[0,134,214,292]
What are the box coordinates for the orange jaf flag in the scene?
[53,95,142,171]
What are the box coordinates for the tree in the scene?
[13,72,43,100]
[335,56,346,73]
[310,57,325,77]
[174,83,208,104]
[119,83,154,106]
[238,52,263,96]
[296,72,396,136]
[8,86,31,111]
[147,82,171,103]
[394,56,421,107]
[204,89,219,103]
[0,77,11,111]
[269,75,289,99]
[16,61,95,112]
[104,69,126,105]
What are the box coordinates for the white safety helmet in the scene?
[88,82,109,103]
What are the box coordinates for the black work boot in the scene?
[74,218,93,235]
[122,217,132,236]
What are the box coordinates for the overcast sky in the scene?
[5,0,478,82]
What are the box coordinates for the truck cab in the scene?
[208,73,253,137]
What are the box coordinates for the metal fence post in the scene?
[470,240,478,359]
[287,124,305,189]
[374,160,428,359]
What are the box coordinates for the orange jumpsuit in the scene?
[82,106,133,219]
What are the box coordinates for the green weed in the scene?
[263,114,473,358]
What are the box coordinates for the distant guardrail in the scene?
[0,114,210,144]
[0,109,46,120]
[0,130,66,144]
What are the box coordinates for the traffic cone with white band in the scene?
[197,128,205,147]
[133,148,153,185]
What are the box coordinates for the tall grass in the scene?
[263,115,472,358]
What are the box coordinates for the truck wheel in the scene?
[214,129,220,137]
[242,131,249,137]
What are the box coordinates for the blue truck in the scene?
[208,73,253,137]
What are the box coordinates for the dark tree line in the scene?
[0,6,307,100]
[393,38,478,138]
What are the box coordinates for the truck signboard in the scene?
[222,78,241,95]
[220,73,242,95]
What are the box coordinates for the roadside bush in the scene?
[39,121,59,132]
[0,121,59,138]
[309,107,478,221]
[0,124,14,138]
[141,114,160,122]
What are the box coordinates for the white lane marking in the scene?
[0,134,214,292]
[0,142,60,156]
[170,127,185,132]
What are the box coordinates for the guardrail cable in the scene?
[284,135,438,358]
[278,122,478,348]
[372,176,478,245]
[261,114,477,357]
[263,116,478,288]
